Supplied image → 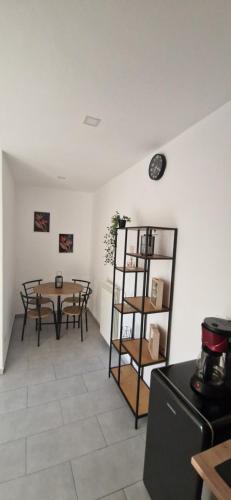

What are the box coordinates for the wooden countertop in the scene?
[191,439,231,500]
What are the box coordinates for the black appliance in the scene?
[191,317,231,399]
[143,360,231,500]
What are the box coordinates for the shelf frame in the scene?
[109,224,178,429]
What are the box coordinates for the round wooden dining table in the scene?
[33,282,83,339]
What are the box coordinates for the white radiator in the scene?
[100,281,120,345]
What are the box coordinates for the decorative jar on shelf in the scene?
[140,229,155,255]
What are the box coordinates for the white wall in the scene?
[0,153,16,370]
[15,186,93,313]
[91,101,231,365]
[0,152,3,371]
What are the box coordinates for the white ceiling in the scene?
[1,0,231,191]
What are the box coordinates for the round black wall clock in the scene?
[149,154,166,180]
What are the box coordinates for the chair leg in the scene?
[21,313,27,341]
[53,310,58,339]
[66,315,69,330]
[85,311,88,332]
[80,315,83,342]
[73,316,75,328]
[37,319,41,347]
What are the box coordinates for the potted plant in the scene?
[104,211,131,265]
[112,211,131,229]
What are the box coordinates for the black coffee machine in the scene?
[191,317,231,399]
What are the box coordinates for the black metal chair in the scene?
[61,279,91,329]
[62,279,90,305]
[20,292,57,346]
[22,279,55,332]
[22,279,54,306]
[83,287,92,332]
[61,292,86,341]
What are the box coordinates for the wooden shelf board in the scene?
[126,252,173,260]
[122,338,166,366]
[116,266,144,273]
[118,225,177,231]
[111,365,149,416]
[124,296,169,314]
[114,303,137,314]
[112,339,127,354]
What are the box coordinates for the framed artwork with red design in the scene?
[59,234,74,253]
[34,212,50,232]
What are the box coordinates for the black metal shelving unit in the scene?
[109,225,178,429]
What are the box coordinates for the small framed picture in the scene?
[59,234,74,253]
[34,212,50,232]
[150,278,164,309]
[148,324,160,360]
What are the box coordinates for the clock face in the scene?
[149,154,166,180]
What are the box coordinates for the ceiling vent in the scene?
[83,115,101,127]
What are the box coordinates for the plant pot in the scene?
[118,219,126,228]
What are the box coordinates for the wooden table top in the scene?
[33,282,83,296]
[191,439,231,500]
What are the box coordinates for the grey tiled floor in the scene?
[0,315,150,500]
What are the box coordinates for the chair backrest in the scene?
[20,291,28,311]
[22,279,42,297]
[82,287,92,308]
[20,291,41,314]
[72,279,90,295]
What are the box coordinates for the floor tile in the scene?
[102,350,125,369]
[0,365,55,393]
[97,407,147,445]
[23,365,56,386]
[1,315,148,500]
[0,387,27,415]
[27,416,106,473]
[83,368,113,392]
[100,491,126,500]
[5,354,28,373]
[54,356,102,379]
[124,481,151,500]
[0,439,25,483]
[28,375,87,407]
[27,357,54,371]
[142,431,147,441]
[0,372,28,393]
[0,462,77,500]
[0,401,62,443]
[72,435,145,500]
[61,385,124,423]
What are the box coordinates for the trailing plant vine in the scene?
[104,211,131,265]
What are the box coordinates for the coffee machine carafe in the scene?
[191,317,231,399]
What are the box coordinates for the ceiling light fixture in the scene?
[83,115,101,127]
